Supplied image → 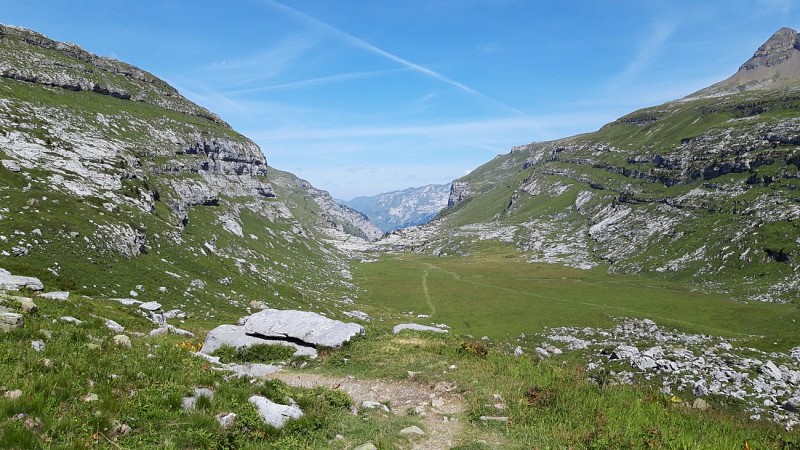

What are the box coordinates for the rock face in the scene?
[341,184,451,232]
[0,24,377,309]
[243,309,364,348]
[692,27,800,98]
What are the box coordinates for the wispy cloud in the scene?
[262,0,528,116]
[208,34,317,82]
[609,19,679,89]
[224,68,408,94]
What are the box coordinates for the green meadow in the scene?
[354,250,800,351]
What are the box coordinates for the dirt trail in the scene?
[267,371,465,449]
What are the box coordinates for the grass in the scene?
[354,251,800,351]
[212,343,296,364]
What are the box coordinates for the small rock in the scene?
[431,397,445,409]
[0,313,24,332]
[407,371,420,380]
[13,297,37,313]
[480,416,509,422]
[138,301,162,312]
[39,291,69,301]
[353,444,378,450]
[248,395,303,428]
[249,300,268,310]
[761,361,783,381]
[514,346,523,356]
[216,412,236,428]
[60,316,84,325]
[30,340,44,352]
[4,389,22,399]
[113,335,131,349]
[362,401,390,412]
[105,320,125,333]
[692,398,710,410]
[400,425,425,436]
[392,323,448,334]
[112,421,132,436]
[784,397,800,413]
[82,393,99,402]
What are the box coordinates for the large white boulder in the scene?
[201,324,317,357]
[0,269,43,291]
[243,309,364,348]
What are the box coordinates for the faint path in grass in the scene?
[414,259,757,338]
[267,371,488,449]
[422,270,436,318]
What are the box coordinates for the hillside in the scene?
[0,24,381,321]
[340,184,450,233]
[411,27,800,303]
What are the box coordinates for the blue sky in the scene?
[2,1,797,199]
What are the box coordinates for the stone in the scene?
[82,393,99,402]
[11,297,37,313]
[610,345,639,360]
[39,291,69,301]
[4,389,22,399]
[163,309,185,319]
[248,395,303,428]
[399,425,425,436]
[691,398,710,410]
[361,400,389,412]
[112,422,132,436]
[244,309,364,348]
[149,328,168,337]
[632,356,657,371]
[201,324,318,358]
[113,335,131,348]
[480,416,509,422]
[229,363,281,378]
[0,268,43,291]
[784,397,800,413]
[60,316,84,325]
[761,361,783,380]
[0,313,24,332]
[105,319,125,333]
[392,323,448,334]
[216,412,236,428]
[249,300,268,310]
[353,444,378,450]
[30,340,44,352]
[138,301,162,312]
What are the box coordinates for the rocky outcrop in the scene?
[201,324,318,358]
[447,181,470,207]
[248,395,304,428]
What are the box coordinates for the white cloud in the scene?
[609,19,679,89]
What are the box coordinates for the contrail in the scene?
[264,0,528,116]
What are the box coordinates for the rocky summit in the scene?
[340,184,451,233]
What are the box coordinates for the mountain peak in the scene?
[688,27,800,98]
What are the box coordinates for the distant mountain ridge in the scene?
[341,184,451,232]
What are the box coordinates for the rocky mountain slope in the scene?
[404,27,800,303]
[0,24,380,320]
[340,184,450,232]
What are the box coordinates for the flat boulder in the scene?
[0,269,43,291]
[243,309,364,348]
[0,312,24,332]
[248,395,303,428]
[201,324,317,358]
[392,323,448,334]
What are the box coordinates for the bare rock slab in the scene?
[201,324,317,358]
[393,323,448,334]
[248,395,303,428]
[243,309,364,348]
[0,268,43,291]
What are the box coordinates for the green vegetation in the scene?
[353,252,800,351]
[212,344,296,364]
